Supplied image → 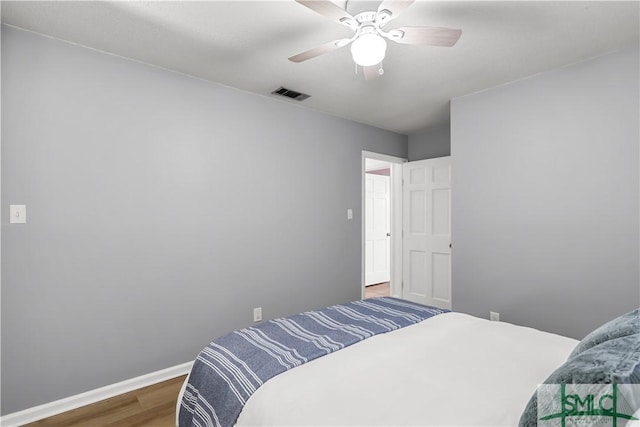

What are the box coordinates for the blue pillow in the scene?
[519,332,640,426]
[569,308,639,358]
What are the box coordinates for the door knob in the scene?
[386,233,391,237]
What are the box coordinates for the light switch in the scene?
[10,205,27,224]
[347,209,353,220]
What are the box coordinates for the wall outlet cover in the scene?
[253,307,262,322]
[9,205,27,224]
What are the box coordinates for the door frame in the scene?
[361,151,407,298]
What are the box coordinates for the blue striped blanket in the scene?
[178,297,447,427]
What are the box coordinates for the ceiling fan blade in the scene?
[288,39,349,63]
[295,0,355,27]
[388,26,462,47]
[363,64,384,81]
[377,0,415,21]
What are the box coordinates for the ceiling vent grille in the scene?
[271,87,310,101]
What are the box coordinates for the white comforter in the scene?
[234,312,578,426]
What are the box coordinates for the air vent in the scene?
[271,87,310,101]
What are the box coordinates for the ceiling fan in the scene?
[288,0,462,80]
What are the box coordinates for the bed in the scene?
[177,297,640,427]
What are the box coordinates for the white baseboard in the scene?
[0,361,193,427]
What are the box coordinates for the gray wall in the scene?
[407,124,450,161]
[451,46,639,340]
[0,25,407,414]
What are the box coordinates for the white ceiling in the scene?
[2,1,638,135]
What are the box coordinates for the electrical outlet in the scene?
[9,205,26,224]
[253,307,262,322]
[490,311,500,321]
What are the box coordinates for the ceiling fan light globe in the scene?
[350,34,386,67]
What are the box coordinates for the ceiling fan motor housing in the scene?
[288,0,463,79]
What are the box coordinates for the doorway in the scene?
[361,152,452,309]
[361,151,406,299]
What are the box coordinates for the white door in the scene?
[365,173,391,286]
[402,157,451,309]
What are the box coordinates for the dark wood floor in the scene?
[25,375,186,427]
[365,281,390,298]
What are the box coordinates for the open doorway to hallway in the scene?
[364,158,392,298]
[362,151,406,300]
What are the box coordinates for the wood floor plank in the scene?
[136,377,184,410]
[24,375,187,427]
[365,282,390,299]
[75,400,144,426]
[105,401,175,427]
[25,395,140,427]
